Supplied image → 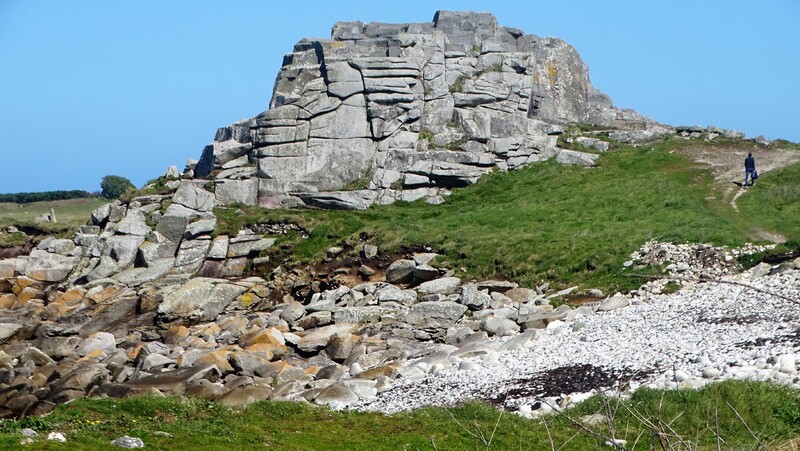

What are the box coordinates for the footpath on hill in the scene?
[677,141,800,242]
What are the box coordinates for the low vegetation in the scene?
[216,138,800,293]
[0,196,108,248]
[100,175,135,199]
[0,190,93,204]
[0,381,798,449]
[0,197,108,239]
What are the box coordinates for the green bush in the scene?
[100,175,135,199]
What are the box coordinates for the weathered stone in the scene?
[575,137,610,152]
[112,258,174,286]
[184,217,217,239]
[91,203,113,225]
[216,386,273,407]
[207,236,229,259]
[555,148,598,167]
[296,191,377,211]
[460,284,491,310]
[480,316,520,336]
[504,288,539,304]
[596,296,629,312]
[25,250,76,282]
[326,333,357,362]
[157,278,248,322]
[111,436,145,449]
[385,259,416,284]
[215,178,259,205]
[403,301,468,328]
[76,332,117,356]
[413,264,439,282]
[115,209,151,236]
[173,238,210,272]
[297,324,358,353]
[0,260,15,278]
[280,300,306,324]
[314,381,359,406]
[0,323,24,344]
[172,181,216,212]
[417,277,461,294]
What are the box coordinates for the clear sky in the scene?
[1,1,798,193]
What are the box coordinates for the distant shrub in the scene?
[100,175,135,199]
[0,190,93,204]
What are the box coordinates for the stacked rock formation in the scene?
[193,11,658,210]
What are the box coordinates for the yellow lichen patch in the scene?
[239,292,254,307]
[12,276,37,295]
[0,293,16,309]
[240,344,275,362]
[16,287,43,305]
[304,365,319,376]
[547,61,558,86]
[43,293,87,319]
[260,360,295,378]
[188,337,211,349]
[331,41,345,50]
[53,286,86,305]
[87,285,122,304]
[138,293,160,312]
[78,349,106,363]
[250,284,270,298]
[127,343,146,360]
[194,349,234,373]
[244,342,288,360]
[353,363,401,380]
[164,325,190,345]
[195,323,221,340]
[240,327,285,348]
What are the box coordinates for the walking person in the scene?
[744,153,756,189]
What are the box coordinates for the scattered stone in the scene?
[111,436,145,449]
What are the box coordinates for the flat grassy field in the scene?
[0,198,108,229]
[0,198,108,247]
[1,381,798,450]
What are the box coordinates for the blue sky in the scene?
[1,1,798,193]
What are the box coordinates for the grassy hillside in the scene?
[216,138,800,293]
[1,381,798,450]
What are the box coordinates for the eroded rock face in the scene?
[195,10,657,209]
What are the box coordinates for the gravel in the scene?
[357,268,800,415]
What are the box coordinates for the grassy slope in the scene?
[736,162,800,238]
[218,139,799,293]
[1,381,799,450]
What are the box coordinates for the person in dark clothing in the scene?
[744,153,756,189]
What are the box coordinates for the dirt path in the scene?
[676,140,800,242]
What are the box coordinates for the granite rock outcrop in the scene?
[194,11,659,210]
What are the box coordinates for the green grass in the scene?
[0,198,107,230]
[736,162,800,238]
[0,197,108,247]
[1,381,798,450]
[216,141,800,292]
